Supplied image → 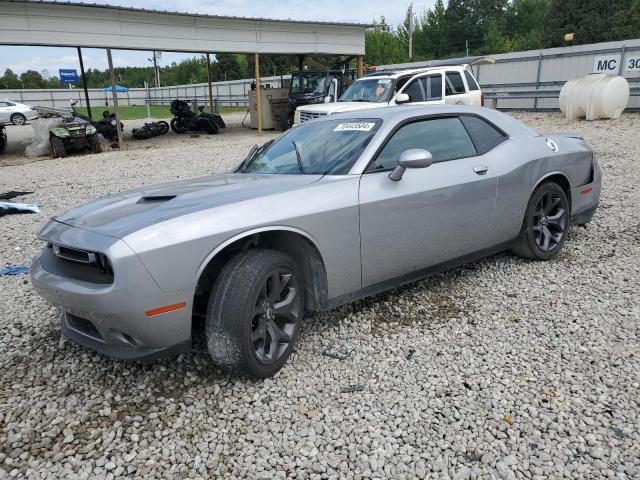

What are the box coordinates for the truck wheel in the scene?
[512,182,569,260]
[50,135,66,158]
[205,249,304,378]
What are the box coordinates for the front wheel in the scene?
[170,118,187,134]
[49,135,66,158]
[512,182,569,260]
[205,249,304,378]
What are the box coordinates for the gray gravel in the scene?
[1,111,639,479]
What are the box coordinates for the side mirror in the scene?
[395,93,410,104]
[388,149,433,181]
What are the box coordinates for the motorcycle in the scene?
[0,125,6,155]
[132,120,170,139]
[169,99,225,135]
[70,101,123,142]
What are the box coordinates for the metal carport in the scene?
[0,0,369,142]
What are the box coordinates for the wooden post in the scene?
[77,47,92,121]
[206,53,214,113]
[357,55,364,78]
[106,48,123,148]
[254,52,262,134]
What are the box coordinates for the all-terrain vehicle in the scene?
[49,116,101,158]
[70,101,123,142]
[0,125,6,155]
[169,99,225,134]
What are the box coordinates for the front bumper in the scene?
[30,220,193,360]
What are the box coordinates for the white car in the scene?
[294,65,483,124]
[0,99,39,125]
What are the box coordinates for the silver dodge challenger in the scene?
[31,105,601,377]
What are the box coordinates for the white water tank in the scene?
[559,74,629,120]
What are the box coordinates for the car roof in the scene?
[363,65,466,80]
[312,104,539,138]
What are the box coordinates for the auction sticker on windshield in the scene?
[334,122,376,132]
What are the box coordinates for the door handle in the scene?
[473,165,488,174]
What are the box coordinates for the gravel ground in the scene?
[0,111,638,479]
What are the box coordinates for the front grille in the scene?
[41,243,114,284]
[299,110,327,123]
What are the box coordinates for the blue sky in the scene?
[1,0,436,77]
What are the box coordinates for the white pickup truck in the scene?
[294,65,483,124]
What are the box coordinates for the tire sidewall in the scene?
[523,183,569,260]
[11,113,26,125]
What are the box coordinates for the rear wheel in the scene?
[205,249,304,378]
[512,182,569,260]
[11,113,26,125]
[49,135,66,158]
[157,121,170,135]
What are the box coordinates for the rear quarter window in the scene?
[464,70,480,91]
[445,72,466,95]
[460,115,507,154]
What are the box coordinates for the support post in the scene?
[77,47,92,121]
[533,52,543,111]
[254,52,262,134]
[298,54,304,72]
[106,48,123,148]
[206,53,214,114]
[357,55,364,78]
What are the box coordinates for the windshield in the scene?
[241,118,382,175]
[339,78,394,103]
[290,72,328,95]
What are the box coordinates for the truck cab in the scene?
[294,65,482,125]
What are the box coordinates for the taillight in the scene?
[481,95,485,107]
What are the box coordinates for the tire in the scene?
[88,134,101,154]
[11,113,26,126]
[0,128,6,155]
[157,121,170,135]
[49,135,66,158]
[170,118,187,134]
[512,182,570,260]
[205,249,304,378]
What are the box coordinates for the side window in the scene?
[464,70,480,91]
[445,72,466,96]
[402,80,424,103]
[368,117,477,171]
[460,115,507,154]
[419,75,443,100]
[394,76,410,93]
[0,102,8,107]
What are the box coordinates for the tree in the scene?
[0,69,22,89]
[365,16,407,65]
[414,0,449,59]
[20,70,46,89]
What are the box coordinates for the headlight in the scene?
[87,125,97,134]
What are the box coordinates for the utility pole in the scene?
[148,51,161,88]
[466,40,469,57]
[408,17,415,59]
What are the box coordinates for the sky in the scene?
[1,0,436,77]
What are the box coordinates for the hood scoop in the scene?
[138,195,176,203]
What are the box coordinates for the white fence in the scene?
[0,75,289,110]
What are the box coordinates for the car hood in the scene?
[54,173,323,238]
[301,101,388,115]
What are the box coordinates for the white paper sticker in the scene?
[334,122,376,132]
[378,79,392,84]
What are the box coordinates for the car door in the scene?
[444,71,468,105]
[0,102,10,123]
[358,116,498,286]
[418,74,444,104]
[392,77,425,104]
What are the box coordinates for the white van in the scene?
[294,65,483,125]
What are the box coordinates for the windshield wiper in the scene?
[292,140,306,174]
[240,139,274,172]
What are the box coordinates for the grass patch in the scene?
[74,105,246,120]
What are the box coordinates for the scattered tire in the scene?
[205,249,304,378]
[512,182,569,260]
[49,135,66,158]
[0,127,6,154]
[11,113,26,126]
